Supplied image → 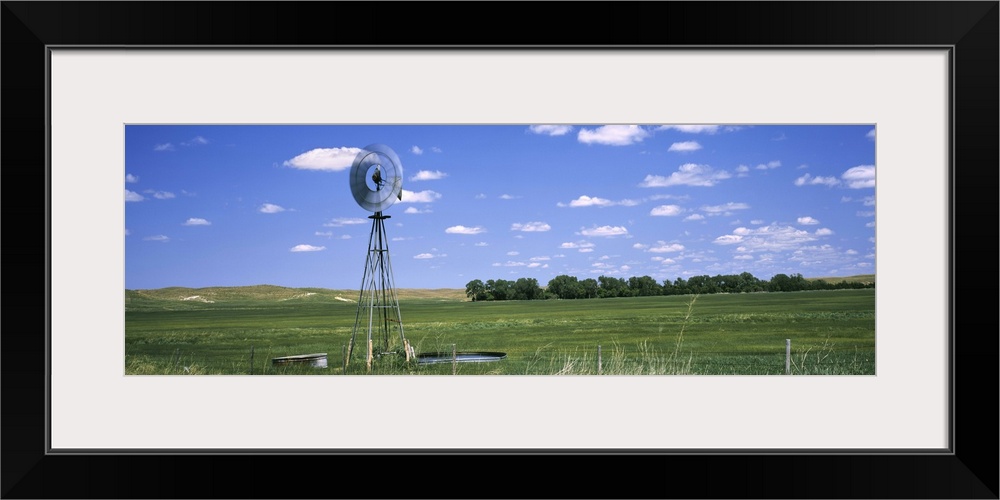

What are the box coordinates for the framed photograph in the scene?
[6,2,996,498]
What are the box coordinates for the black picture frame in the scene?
[4,2,997,498]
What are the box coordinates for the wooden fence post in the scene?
[367,339,373,372]
[598,344,602,375]
[785,339,791,375]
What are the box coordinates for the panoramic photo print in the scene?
[124,124,876,375]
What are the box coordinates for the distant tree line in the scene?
[465,272,874,301]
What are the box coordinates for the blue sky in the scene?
[124,124,876,290]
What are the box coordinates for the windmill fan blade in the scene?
[349,144,404,213]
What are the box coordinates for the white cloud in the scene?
[529,125,573,136]
[125,174,139,183]
[640,164,731,187]
[475,193,487,199]
[154,143,174,152]
[499,194,518,200]
[657,125,719,134]
[648,242,684,253]
[650,204,683,216]
[562,195,614,207]
[619,198,641,207]
[815,228,834,236]
[290,244,325,252]
[579,248,594,253]
[713,225,818,251]
[400,190,442,203]
[511,221,551,232]
[183,218,211,226]
[410,170,447,181]
[404,207,432,214]
[863,196,875,206]
[182,136,209,146]
[701,202,750,214]
[283,147,362,171]
[633,243,648,250]
[797,216,820,225]
[580,225,628,237]
[667,141,702,152]
[866,221,876,228]
[414,253,434,259]
[144,235,169,242]
[446,225,485,235]
[714,235,744,244]
[495,261,527,267]
[315,231,333,237]
[756,160,781,170]
[431,147,442,153]
[842,165,875,189]
[125,190,144,202]
[684,213,705,221]
[577,125,650,146]
[475,242,488,246]
[147,190,175,200]
[649,194,688,201]
[259,203,285,214]
[866,128,876,140]
[507,251,520,256]
[529,256,551,261]
[560,241,595,249]
[324,217,366,227]
[125,229,130,236]
[794,174,840,187]
[411,146,423,155]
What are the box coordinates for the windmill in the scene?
[345,144,412,371]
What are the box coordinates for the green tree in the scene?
[547,275,582,299]
[738,272,763,293]
[580,278,599,299]
[514,277,543,300]
[628,275,662,296]
[670,277,690,295]
[768,274,790,292]
[597,275,627,298]
[465,279,487,302]
[489,279,514,300]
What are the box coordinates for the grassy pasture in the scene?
[124,287,875,375]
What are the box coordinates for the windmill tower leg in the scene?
[347,212,407,370]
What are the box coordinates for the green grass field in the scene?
[124,287,875,375]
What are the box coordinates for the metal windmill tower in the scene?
[345,144,411,371]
